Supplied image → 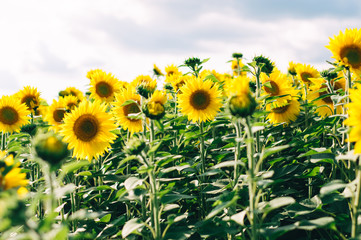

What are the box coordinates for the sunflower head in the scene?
[60,100,117,161]
[0,155,28,191]
[295,63,320,86]
[89,71,121,103]
[34,131,69,168]
[43,99,67,132]
[15,86,41,113]
[165,64,181,77]
[178,76,222,122]
[266,99,301,125]
[153,64,164,77]
[144,90,167,120]
[326,28,361,74]
[61,95,80,112]
[225,76,256,118]
[86,69,106,80]
[60,87,85,102]
[131,75,157,98]
[0,95,31,133]
[113,88,143,133]
[288,61,298,76]
[231,59,246,76]
[253,55,274,75]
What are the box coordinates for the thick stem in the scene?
[352,157,361,238]
[233,119,242,189]
[245,117,258,240]
[199,121,207,218]
[148,120,161,239]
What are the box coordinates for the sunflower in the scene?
[266,99,300,125]
[89,71,121,103]
[60,100,117,161]
[165,73,188,92]
[0,155,29,191]
[0,95,30,133]
[43,98,67,132]
[63,87,85,101]
[288,61,298,76]
[308,78,341,118]
[165,64,181,77]
[295,64,320,86]
[113,88,143,133]
[326,28,361,74]
[15,86,41,113]
[224,76,256,118]
[177,76,222,122]
[61,95,80,111]
[144,90,167,119]
[261,70,299,108]
[86,69,106,80]
[131,75,157,98]
[153,64,164,77]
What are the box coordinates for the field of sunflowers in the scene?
[1,28,361,240]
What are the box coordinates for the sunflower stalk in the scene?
[352,156,361,238]
[244,116,259,240]
[233,118,242,189]
[198,121,208,219]
[148,120,161,240]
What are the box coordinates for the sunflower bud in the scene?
[253,55,274,75]
[143,101,166,120]
[125,136,146,155]
[20,123,37,136]
[58,90,69,98]
[34,132,68,167]
[136,83,156,99]
[232,53,243,59]
[228,94,257,118]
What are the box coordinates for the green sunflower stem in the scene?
[233,119,242,189]
[244,116,258,240]
[303,84,312,199]
[148,120,161,240]
[352,156,361,238]
[199,121,207,218]
[1,131,4,151]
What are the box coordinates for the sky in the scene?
[1,0,361,102]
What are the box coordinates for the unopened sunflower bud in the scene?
[253,55,274,75]
[228,94,257,118]
[20,123,37,136]
[136,83,155,99]
[232,53,243,59]
[34,132,68,167]
[125,136,146,155]
[143,101,166,120]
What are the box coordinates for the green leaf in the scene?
[59,160,90,180]
[261,145,289,161]
[99,213,111,223]
[320,180,347,196]
[122,218,144,238]
[120,99,137,107]
[262,197,295,215]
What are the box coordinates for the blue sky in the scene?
[0,0,360,101]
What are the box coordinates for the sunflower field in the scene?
[1,28,361,240]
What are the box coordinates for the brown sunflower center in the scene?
[0,107,19,125]
[96,82,113,98]
[53,109,66,123]
[124,102,141,121]
[264,80,279,96]
[190,90,211,110]
[73,114,99,142]
[22,95,38,109]
[272,104,290,114]
[300,72,312,83]
[319,88,333,104]
[340,45,361,68]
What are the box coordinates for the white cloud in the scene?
[0,0,359,102]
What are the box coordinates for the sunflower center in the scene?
[73,114,99,142]
[22,95,37,109]
[264,80,279,96]
[333,82,343,91]
[0,107,19,125]
[319,89,333,104]
[124,103,141,121]
[190,90,211,110]
[300,72,312,83]
[96,82,113,98]
[272,104,290,114]
[53,109,66,123]
[340,45,361,68]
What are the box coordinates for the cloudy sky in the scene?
[1,0,360,102]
